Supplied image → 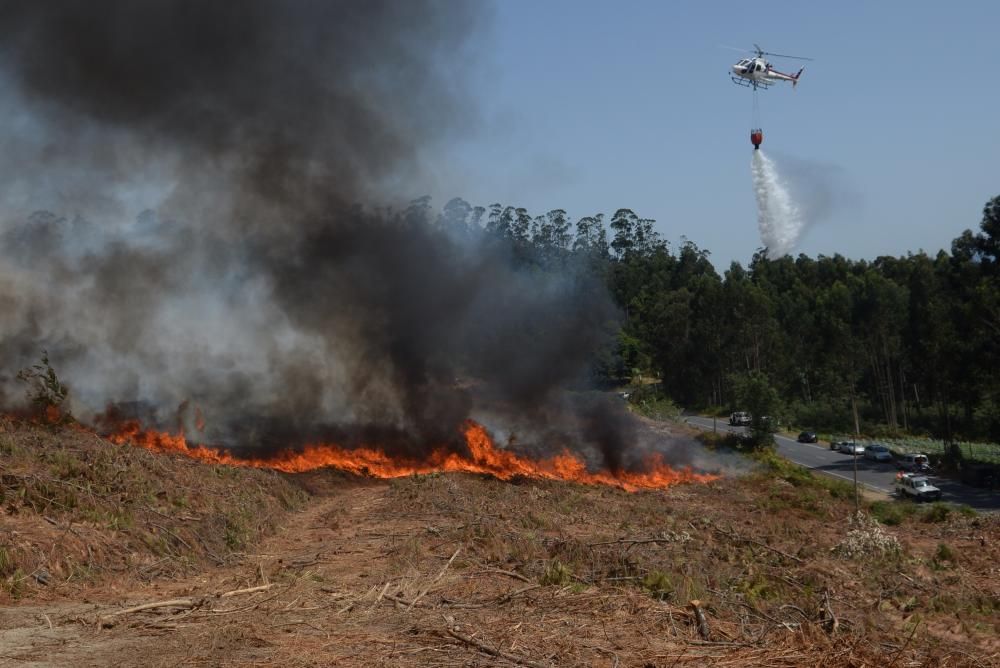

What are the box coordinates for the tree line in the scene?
[430,194,1000,442]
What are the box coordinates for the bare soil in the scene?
[1,419,998,667]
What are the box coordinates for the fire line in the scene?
[105,419,716,492]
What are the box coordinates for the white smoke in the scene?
[751,150,803,258]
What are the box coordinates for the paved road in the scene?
[684,415,1000,513]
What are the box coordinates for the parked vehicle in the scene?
[864,444,893,462]
[898,453,933,474]
[895,473,942,501]
[729,411,751,426]
[797,431,818,443]
[838,441,864,455]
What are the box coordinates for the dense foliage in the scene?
[432,195,1000,442]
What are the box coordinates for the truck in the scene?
[729,411,751,426]
[895,473,942,502]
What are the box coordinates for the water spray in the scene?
[751,150,802,258]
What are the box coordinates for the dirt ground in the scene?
[2,455,998,667]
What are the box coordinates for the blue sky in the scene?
[429,0,999,271]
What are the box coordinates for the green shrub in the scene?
[642,571,673,600]
[923,503,952,523]
[0,547,14,577]
[16,351,70,418]
[540,560,572,586]
[954,504,977,518]
[934,543,955,562]
[629,385,681,421]
[869,501,918,526]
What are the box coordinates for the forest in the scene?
[427,194,1000,443]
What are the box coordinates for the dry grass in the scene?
[0,418,998,666]
[0,416,308,601]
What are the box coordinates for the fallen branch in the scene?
[897,571,929,591]
[467,568,532,584]
[149,522,193,551]
[207,592,283,615]
[408,547,461,611]
[219,583,275,598]
[779,603,810,621]
[712,527,802,563]
[685,640,756,648]
[447,625,548,668]
[496,584,541,604]
[385,592,431,608]
[192,531,225,565]
[820,590,839,634]
[391,583,541,610]
[100,598,201,627]
[589,537,672,547]
[886,619,918,668]
[443,584,542,609]
[741,601,784,626]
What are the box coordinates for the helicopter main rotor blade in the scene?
[760,51,814,61]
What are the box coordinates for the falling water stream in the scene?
[751,150,803,258]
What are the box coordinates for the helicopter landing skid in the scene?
[730,75,770,90]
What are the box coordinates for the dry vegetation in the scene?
[0,416,308,600]
[0,417,998,667]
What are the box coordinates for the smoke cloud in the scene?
[0,1,694,472]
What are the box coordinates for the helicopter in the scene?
[730,44,812,91]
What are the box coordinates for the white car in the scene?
[895,474,942,501]
[864,444,893,462]
[839,441,865,455]
[729,411,751,426]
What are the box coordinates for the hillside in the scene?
[0,417,997,667]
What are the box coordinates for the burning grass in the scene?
[104,418,716,491]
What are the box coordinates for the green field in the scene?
[880,437,1000,465]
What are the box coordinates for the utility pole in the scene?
[852,393,861,513]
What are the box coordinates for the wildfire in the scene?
[106,420,715,491]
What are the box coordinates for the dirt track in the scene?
[2,479,396,667]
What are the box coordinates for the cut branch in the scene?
[712,527,802,563]
[447,625,548,668]
[821,590,839,634]
[689,600,711,640]
[219,583,275,598]
[99,598,201,627]
[407,547,460,611]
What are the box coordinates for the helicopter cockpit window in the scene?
[755,62,763,72]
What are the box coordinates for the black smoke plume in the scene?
[0,1,695,472]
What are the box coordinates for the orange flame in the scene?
[106,420,716,491]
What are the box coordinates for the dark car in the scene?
[797,431,818,443]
